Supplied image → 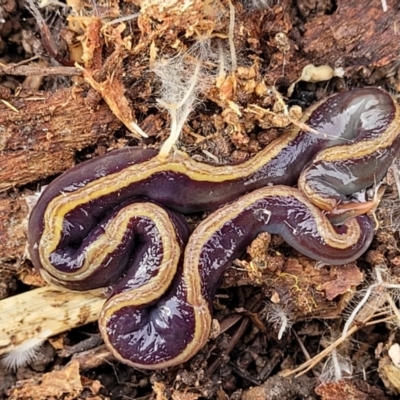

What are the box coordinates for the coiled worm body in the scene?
[28,88,400,368]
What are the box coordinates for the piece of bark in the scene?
[0,194,29,260]
[0,88,122,193]
[0,64,81,77]
[241,375,315,400]
[266,0,400,86]
[0,286,105,355]
[315,379,389,400]
[301,0,400,71]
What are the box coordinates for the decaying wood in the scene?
[0,88,123,261]
[0,63,81,77]
[301,0,400,73]
[265,0,400,87]
[0,88,122,193]
[0,195,29,260]
[0,286,105,355]
[315,377,389,399]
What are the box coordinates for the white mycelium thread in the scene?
[2,329,53,370]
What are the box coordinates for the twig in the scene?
[0,99,19,113]
[281,324,358,378]
[25,0,74,66]
[107,13,140,25]
[0,286,105,356]
[0,64,81,76]
[228,0,237,71]
[342,267,400,339]
[281,305,397,377]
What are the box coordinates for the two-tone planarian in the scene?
[28,88,400,369]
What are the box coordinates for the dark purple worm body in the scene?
[27,88,400,368]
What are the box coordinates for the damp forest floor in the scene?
[1,0,400,399]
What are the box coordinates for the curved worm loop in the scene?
[28,87,400,368]
[99,186,373,368]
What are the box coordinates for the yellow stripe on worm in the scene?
[40,203,183,288]
[299,91,400,212]
[99,185,373,368]
[28,88,400,368]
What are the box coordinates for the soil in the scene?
[1,0,400,399]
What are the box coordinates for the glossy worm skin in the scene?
[28,88,400,369]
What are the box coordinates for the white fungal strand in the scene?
[1,329,52,370]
